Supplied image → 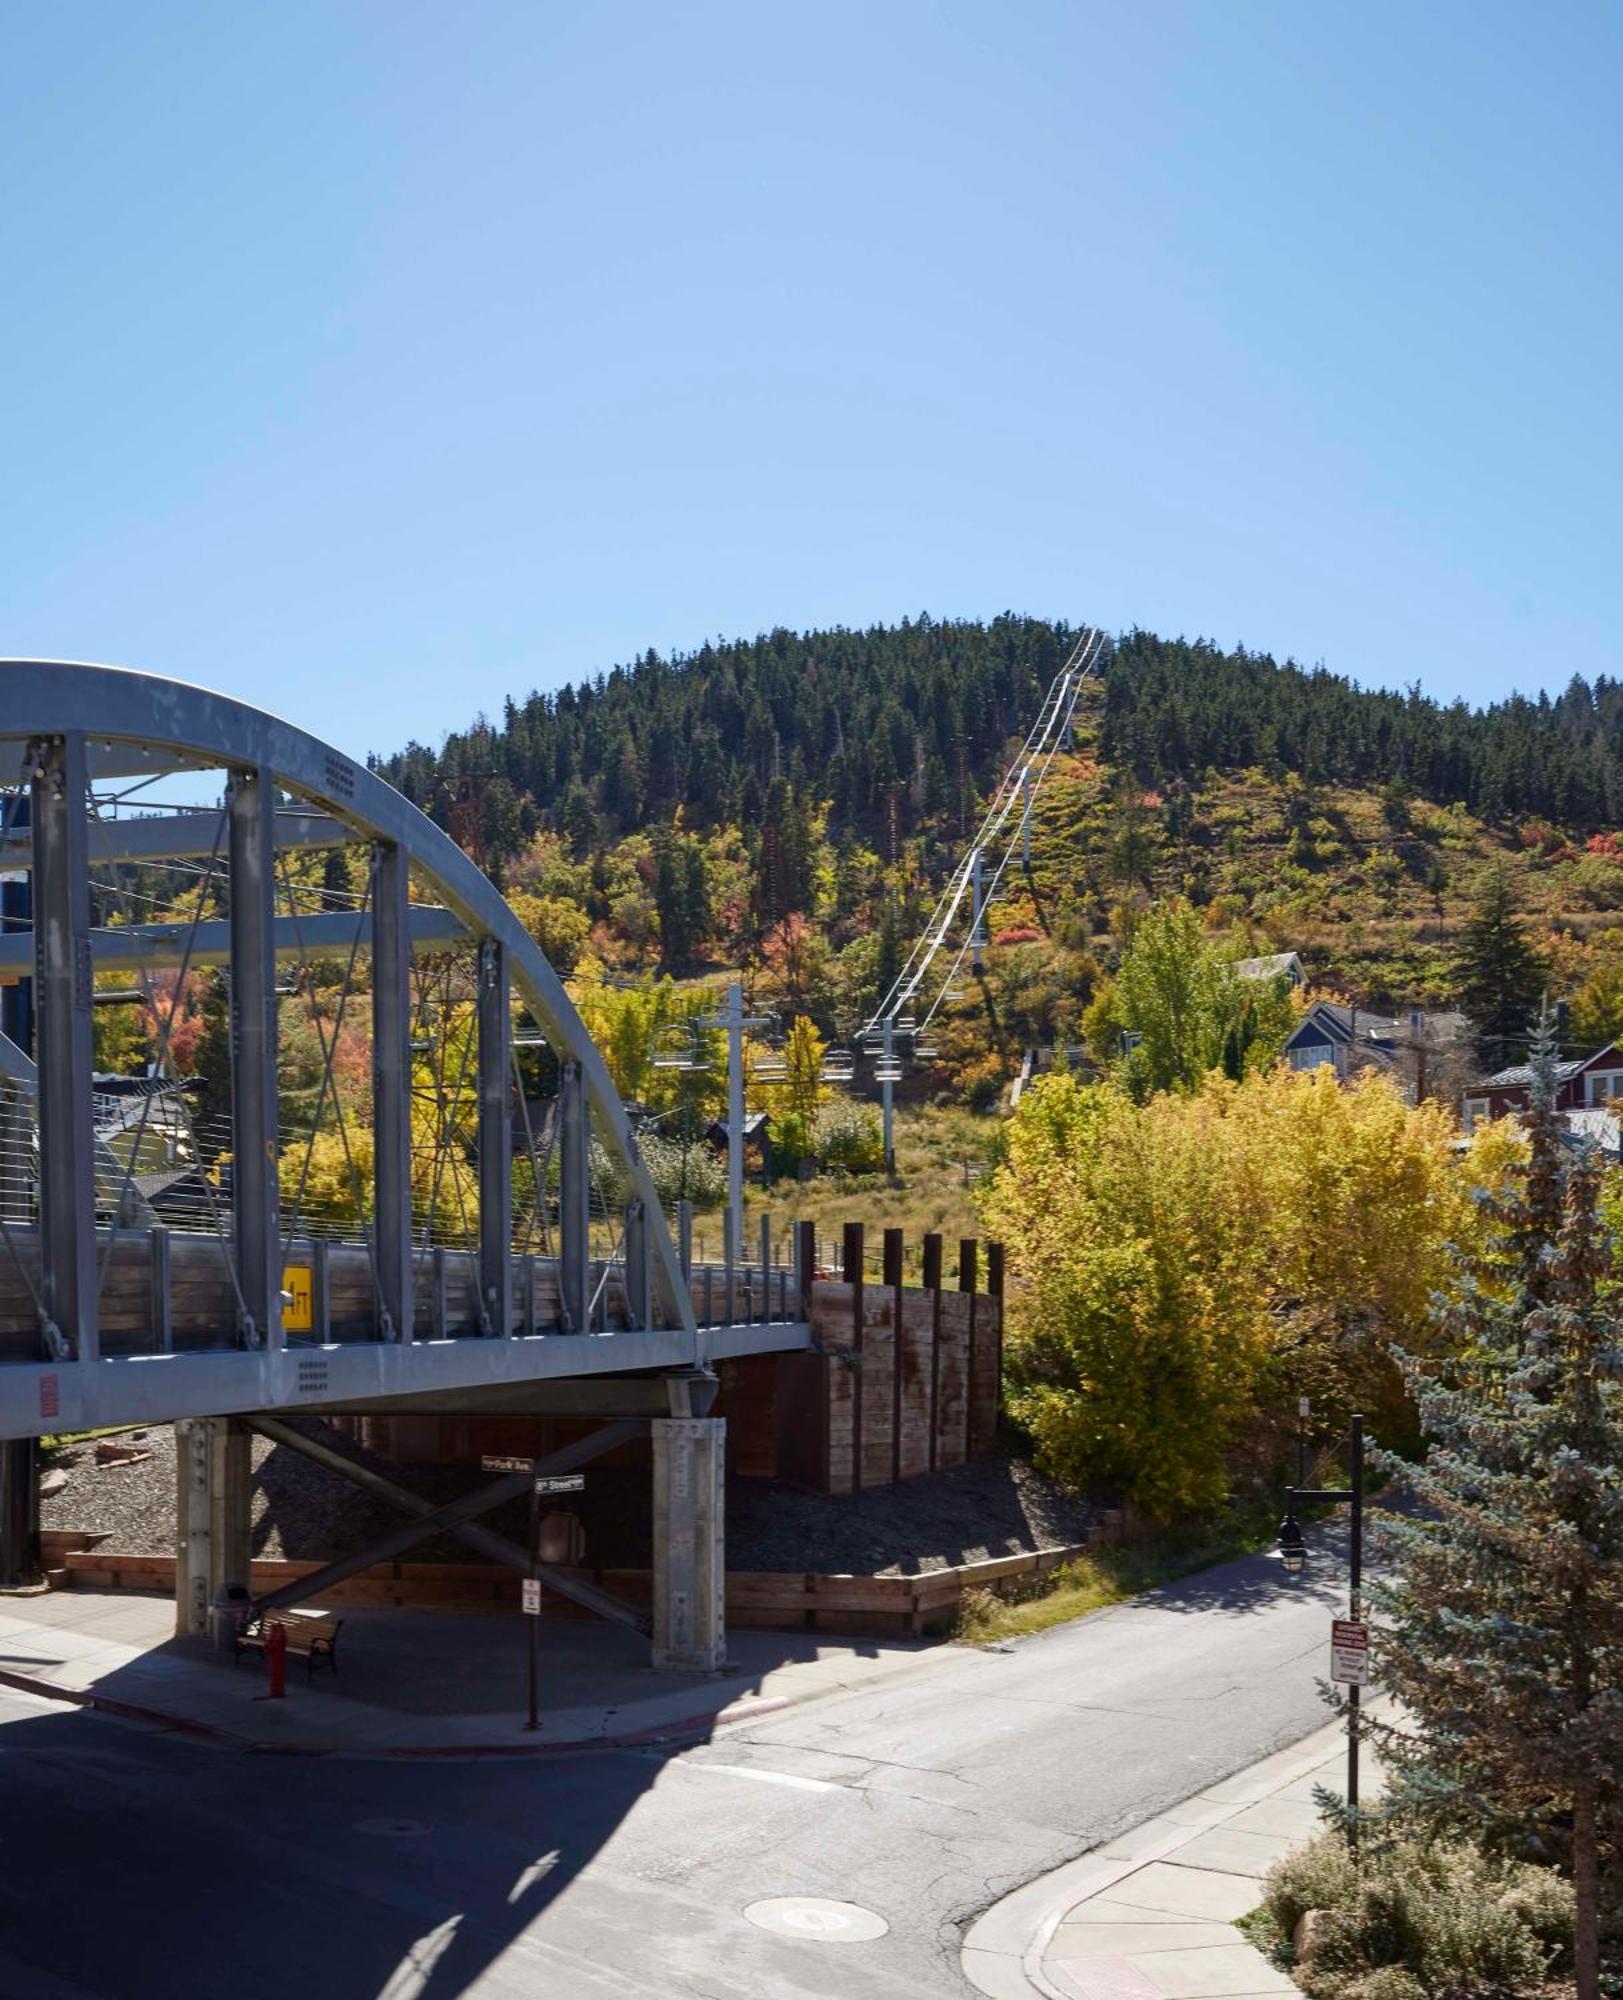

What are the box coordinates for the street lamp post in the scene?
[1278,1410,1366,1851]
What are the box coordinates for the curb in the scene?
[960,1718,1354,2000]
[0,1662,816,1761]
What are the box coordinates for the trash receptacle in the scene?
[208,1581,250,1655]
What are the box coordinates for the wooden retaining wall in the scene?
[51,1531,1112,1639]
[760,1227,1002,1496]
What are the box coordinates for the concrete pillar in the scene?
[174,1418,252,1642]
[651,1417,725,1671]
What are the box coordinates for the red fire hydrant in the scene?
[265,1618,287,1699]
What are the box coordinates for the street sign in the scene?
[521,1579,542,1616]
[1330,1618,1370,1685]
[481,1455,533,1474]
[534,1473,585,1496]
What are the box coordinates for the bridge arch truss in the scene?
[0,662,785,1442]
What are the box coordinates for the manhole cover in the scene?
[743,1898,888,1943]
[353,1818,430,1839]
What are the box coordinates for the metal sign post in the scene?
[481,1458,586,1733]
[1278,1411,1366,1850]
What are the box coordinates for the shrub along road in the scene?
[0,1535,1350,1999]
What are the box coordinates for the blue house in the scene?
[1283,1002,1403,1080]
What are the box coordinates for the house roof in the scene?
[1562,1108,1622,1154]
[1478,1058,1584,1090]
[706,1112,770,1142]
[1236,951,1304,982]
[1286,1002,1403,1049]
[1287,1004,1350,1047]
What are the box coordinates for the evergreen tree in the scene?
[1453,868,1548,1068]
[1371,1027,1623,1998]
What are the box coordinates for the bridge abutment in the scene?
[174,1417,252,1642]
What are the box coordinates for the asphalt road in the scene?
[0,1540,1348,2000]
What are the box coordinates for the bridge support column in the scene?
[174,1418,252,1642]
[650,1416,725,1671]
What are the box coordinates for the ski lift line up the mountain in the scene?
[862,625,1107,1043]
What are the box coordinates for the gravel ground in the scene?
[42,1423,1099,1576]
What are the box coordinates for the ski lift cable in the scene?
[866,626,1103,1029]
[866,626,1106,1037]
[910,632,1108,1034]
[864,632,1096,1031]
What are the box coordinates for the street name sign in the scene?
[481,1454,533,1474]
[521,1579,542,1616]
[1330,1618,1370,1685]
[534,1473,585,1496]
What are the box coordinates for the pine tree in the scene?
[1370,1025,1623,1997]
[1453,867,1548,1068]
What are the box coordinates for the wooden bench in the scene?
[233,1607,342,1678]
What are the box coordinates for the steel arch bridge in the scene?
[0,661,810,1446]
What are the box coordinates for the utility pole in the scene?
[1409,1008,1429,1103]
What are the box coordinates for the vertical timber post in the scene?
[987,1240,1005,1429]
[843,1222,864,1493]
[31,732,97,1365]
[884,1226,904,1486]
[476,936,512,1336]
[227,765,280,1351]
[558,1060,589,1334]
[371,840,413,1341]
[651,1416,726,1670]
[922,1232,943,1474]
[795,1218,815,1322]
[960,1238,979,1459]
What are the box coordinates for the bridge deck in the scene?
[0,1227,809,1439]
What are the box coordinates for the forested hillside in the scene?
[379,616,1080,870]
[382,619,1623,855]
[1101,633,1623,827]
[369,617,1623,1087]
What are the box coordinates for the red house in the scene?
[1461,1043,1623,1133]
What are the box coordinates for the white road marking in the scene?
[683,1761,841,1794]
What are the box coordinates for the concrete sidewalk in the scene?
[0,1589,943,1756]
[963,1714,1384,2000]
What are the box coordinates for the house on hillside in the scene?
[705,1111,771,1163]
[1459,1043,1623,1135]
[1282,1002,1404,1081]
[1237,950,1307,988]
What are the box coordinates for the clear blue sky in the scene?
[2,2,1618,762]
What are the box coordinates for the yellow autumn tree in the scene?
[982,1064,1506,1517]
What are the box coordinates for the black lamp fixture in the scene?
[1277,1509,1307,1576]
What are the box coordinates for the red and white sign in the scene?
[521,1579,542,1617]
[1330,1618,1369,1685]
[39,1374,59,1421]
